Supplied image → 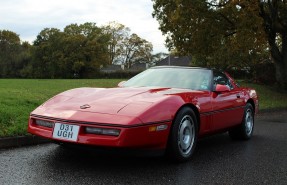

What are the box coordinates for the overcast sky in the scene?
[0,0,168,53]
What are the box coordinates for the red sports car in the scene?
[28,66,259,161]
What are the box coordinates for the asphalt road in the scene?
[1,111,287,185]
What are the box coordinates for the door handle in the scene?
[236,94,240,98]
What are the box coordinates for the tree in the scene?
[0,30,32,77]
[103,22,131,64]
[18,41,33,78]
[63,23,110,78]
[33,23,110,78]
[33,28,63,78]
[259,0,287,89]
[152,52,169,65]
[103,22,154,68]
[119,33,153,69]
[0,30,20,77]
[152,0,287,88]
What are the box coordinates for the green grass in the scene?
[0,79,286,137]
[0,79,122,137]
[240,82,287,110]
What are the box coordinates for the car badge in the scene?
[80,104,91,109]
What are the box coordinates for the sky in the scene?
[0,0,168,53]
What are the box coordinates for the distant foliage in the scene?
[253,61,276,85]
[98,71,141,79]
[0,22,158,79]
[103,22,154,69]
[31,23,110,78]
[0,30,32,78]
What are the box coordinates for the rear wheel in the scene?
[229,103,254,140]
[167,107,198,161]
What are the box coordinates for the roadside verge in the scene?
[0,135,50,149]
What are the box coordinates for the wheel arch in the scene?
[246,99,255,113]
[172,103,200,131]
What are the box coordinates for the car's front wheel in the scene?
[229,103,254,140]
[167,107,198,161]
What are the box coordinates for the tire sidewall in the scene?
[242,103,254,139]
[168,107,198,161]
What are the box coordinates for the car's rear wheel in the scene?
[167,107,198,161]
[229,103,254,140]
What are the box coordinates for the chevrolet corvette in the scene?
[28,66,259,161]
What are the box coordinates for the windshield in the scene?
[123,67,212,90]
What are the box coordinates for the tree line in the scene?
[0,22,166,78]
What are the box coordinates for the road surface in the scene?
[0,111,286,185]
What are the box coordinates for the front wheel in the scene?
[167,107,198,161]
[229,103,254,140]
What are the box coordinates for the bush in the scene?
[227,61,276,86]
[252,62,276,85]
[96,70,142,79]
[227,68,252,80]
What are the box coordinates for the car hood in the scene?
[31,87,208,125]
[38,87,175,114]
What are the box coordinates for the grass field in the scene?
[0,79,122,137]
[0,79,286,137]
[240,81,287,110]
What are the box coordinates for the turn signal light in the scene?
[35,119,54,128]
[149,124,168,132]
[85,127,120,136]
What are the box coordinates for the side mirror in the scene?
[214,84,230,92]
[118,81,126,87]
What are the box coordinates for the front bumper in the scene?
[28,115,171,150]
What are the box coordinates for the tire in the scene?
[229,103,254,140]
[167,107,198,161]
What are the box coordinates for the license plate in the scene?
[52,123,80,142]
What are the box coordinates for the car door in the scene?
[211,71,245,131]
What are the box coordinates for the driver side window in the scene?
[213,71,234,90]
